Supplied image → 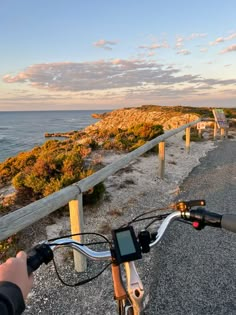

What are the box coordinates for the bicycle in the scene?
[26,200,236,315]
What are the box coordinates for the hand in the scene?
[0,251,33,299]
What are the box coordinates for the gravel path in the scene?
[146,139,236,315]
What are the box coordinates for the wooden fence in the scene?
[0,118,201,270]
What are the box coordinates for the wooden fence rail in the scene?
[0,118,201,269]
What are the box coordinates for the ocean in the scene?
[0,110,107,162]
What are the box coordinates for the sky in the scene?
[0,0,236,111]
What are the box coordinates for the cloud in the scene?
[139,44,161,50]
[200,48,208,53]
[210,32,236,45]
[175,36,184,48]
[226,33,236,40]
[175,33,207,49]
[187,33,207,40]
[3,58,236,103]
[3,60,197,92]
[139,41,169,51]
[210,37,225,45]
[176,49,191,55]
[148,51,156,57]
[220,44,236,54]
[93,39,118,50]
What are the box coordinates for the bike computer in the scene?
[111,226,142,264]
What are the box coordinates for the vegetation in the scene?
[0,122,163,208]
[98,123,164,151]
[182,127,203,142]
[0,235,19,261]
[0,139,103,202]
[139,105,236,118]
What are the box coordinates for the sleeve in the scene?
[0,281,25,315]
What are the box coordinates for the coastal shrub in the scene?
[11,147,92,199]
[83,182,105,204]
[89,139,99,150]
[106,123,164,151]
[0,139,105,204]
[130,123,163,140]
[0,202,9,215]
[130,139,146,151]
[0,235,19,262]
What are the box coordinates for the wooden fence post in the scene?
[185,127,190,153]
[198,128,202,138]
[69,193,87,272]
[220,128,225,140]
[213,122,217,140]
[225,128,229,139]
[158,141,165,179]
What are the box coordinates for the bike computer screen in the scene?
[112,226,142,264]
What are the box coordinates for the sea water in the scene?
[0,110,107,162]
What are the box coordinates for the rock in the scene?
[91,113,108,119]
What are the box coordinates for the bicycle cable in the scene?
[49,232,112,286]
[52,258,112,287]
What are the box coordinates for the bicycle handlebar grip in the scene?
[27,244,53,275]
[221,214,236,233]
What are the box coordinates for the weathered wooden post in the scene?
[220,128,225,140]
[225,128,229,139]
[69,193,87,272]
[198,128,202,138]
[213,122,217,140]
[159,141,165,179]
[185,127,191,153]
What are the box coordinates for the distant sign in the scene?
[212,109,229,128]
[197,122,206,130]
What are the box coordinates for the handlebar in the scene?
[221,214,236,233]
[26,205,236,275]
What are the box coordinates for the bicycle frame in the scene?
[47,212,182,315]
[112,261,144,315]
[28,201,236,314]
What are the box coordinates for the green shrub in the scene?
[0,235,19,261]
[108,123,164,151]
[0,139,100,203]
[83,182,105,204]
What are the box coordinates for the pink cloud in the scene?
[93,39,118,50]
[3,72,29,83]
[220,44,236,54]
[175,36,184,48]
[187,33,207,40]
[139,42,169,50]
[210,32,236,46]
